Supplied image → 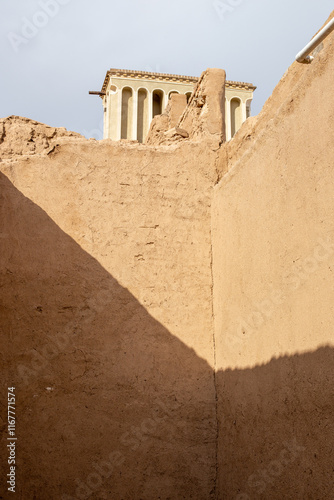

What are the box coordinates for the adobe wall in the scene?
[212,13,334,500]
[146,68,226,147]
[0,111,220,498]
[2,18,334,498]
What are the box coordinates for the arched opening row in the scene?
[119,88,251,142]
[119,87,192,142]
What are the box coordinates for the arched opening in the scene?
[168,91,179,100]
[137,88,149,143]
[185,92,192,103]
[230,98,242,138]
[121,87,133,139]
[152,90,164,118]
[246,99,252,119]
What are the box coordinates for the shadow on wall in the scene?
[0,172,216,500]
[0,173,333,499]
[217,347,334,500]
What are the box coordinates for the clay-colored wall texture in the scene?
[1,15,334,498]
[0,126,220,497]
[212,14,334,500]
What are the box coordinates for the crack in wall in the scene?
[209,199,219,500]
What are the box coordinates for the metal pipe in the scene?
[296,17,334,63]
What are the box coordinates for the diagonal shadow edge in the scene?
[0,172,217,499]
[0,173,333,500]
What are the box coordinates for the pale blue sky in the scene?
[1,0,333,138]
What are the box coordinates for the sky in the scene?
[1,0,333,139]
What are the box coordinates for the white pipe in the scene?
[296,17,334,63]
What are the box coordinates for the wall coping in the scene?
[101,68,257,94]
